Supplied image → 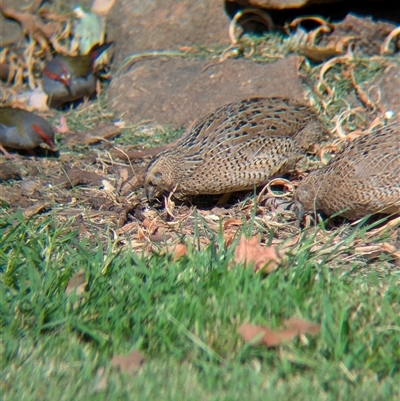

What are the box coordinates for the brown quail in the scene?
[144,97,329,201]
[294,123,400,220]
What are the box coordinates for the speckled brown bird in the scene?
[145,97,330,201]
[294,123,400,220]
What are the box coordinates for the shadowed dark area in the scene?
[225,0,400,32]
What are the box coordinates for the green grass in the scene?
[1,210,399,400]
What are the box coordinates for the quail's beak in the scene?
[146,187,154,202]
[146,186,167,205]
[294,200,304,221]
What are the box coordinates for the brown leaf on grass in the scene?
[223,218,244,229]
[56,116,69,134]
[1,6,56,39]
[149,233,174,242]
[284,319,321,335]
[224,230,236,248]
[234,234,281,273]
[117,221,138,235]
[239,318,321,348]
[142,217,171,236]
[142,218,153,229]
[173,244,189,260]
[381,243,400,260]
[159,242,189,258]
[111,350,146,374]
[94,349,145,392]
[297,45,344,62]
[120,167,146,195]
[239,324,297,347]
[65,269,86,295]
[112,146,168,161]
[53,169,106,188]
[63,125,122,147]
[22,201,52,218]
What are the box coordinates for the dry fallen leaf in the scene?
[284,318,321,335]
[22,201,52,219]
[113,146,168,161]
[65,269,86,295]
[111,350,146,374]
[298,45,344,62]
[234,234,281,273]
[239,324,297,347]
[239,318,321,348]
[63,124,122,147]
[53,169,106,188]
[120,168,146,195]
[223,218,244,229]
[94,349,146,392]
[173,244,189,261]
[56,116,69,134]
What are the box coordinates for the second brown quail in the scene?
[144,97,329,201]
[294,123,400,220]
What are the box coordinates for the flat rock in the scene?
[108,56,306,128]
[107,0,230,68]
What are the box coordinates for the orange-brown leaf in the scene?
[284,318,321,335]
[173,244,189,260]
[234,235,281,273]
[56,116,69,134]
[239,324,297,347]
[239,318,321,348]
[65,269,86,295]
[223,218,244,229]
[111,350,145,374]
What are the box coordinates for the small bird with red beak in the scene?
[42,42,113,108]
[0,107,55,157]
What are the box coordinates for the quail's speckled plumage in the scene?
[145,97,329,201]
[294,123,400,220]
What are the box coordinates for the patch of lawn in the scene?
[1,209,399,400]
